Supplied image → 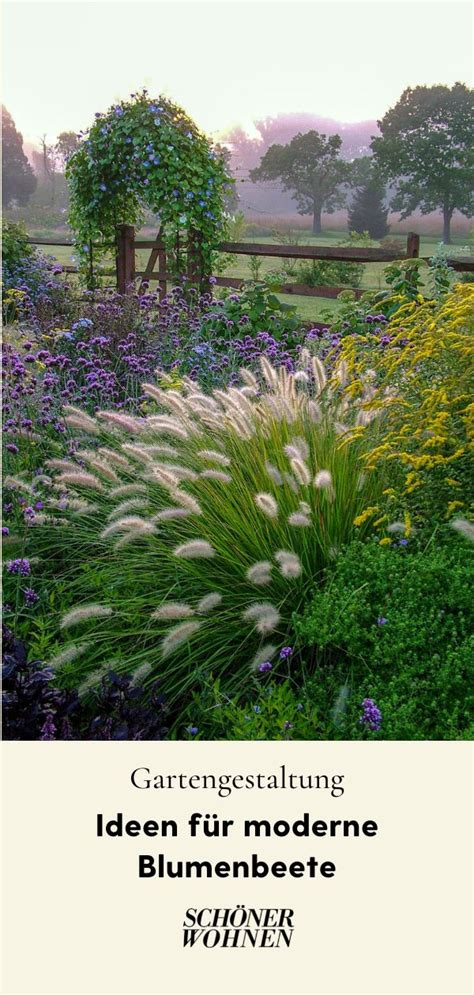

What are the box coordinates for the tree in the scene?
[250,131,350,234]
[371,83,474,244]
[348,159,389,239]
[2,106,37,207]
[55,131,81,170]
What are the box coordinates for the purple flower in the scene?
[22,587,39,606]
[6,558,31,576]
[280,646,293,660]
[2,526,9,536]
[186,725,198,735]
[360,698,382,732]
[6,443,19,455]
[40,714,57,740]
[258,661,273,673]
[377,616,388,626]
[283,721,292,731]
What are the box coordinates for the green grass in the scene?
[35,228,470,322]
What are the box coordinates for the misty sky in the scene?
[3,0,473,145]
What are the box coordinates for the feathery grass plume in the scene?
[154,462,197,482]
[121,444,153,464]
[314,470,334,499]
[275,549,302,579]
[114,523,155,548]
[283,473,299,494]
[335,360,348,388]
[147,416,189,439]
[260,355,278,390]
[56,471,105,492]
[98,447,131,470]
[60,604,113,629]
[243,602,280,634]
[240,386,258,399]
[265,462,283,486]
[171,490,202,515]
[255,492,279,519]
[174,540,215,559]
[450,518,474,542]
[130,661,153,686]
[108,499,149,521]
[293,370,310,385]
[290,458,312,486]
[110,484,148,498]
[288,512,311,527]
[153,507,192,522]
[199,469,232,483]
[187,391,221,413]
[246,561,272,586]
[77,664,115,698]
[150,465,179,489]
[240,368,259,389]
[285,436,309,460]
[197,449,231,466]
[311,356,327,394]
[197,592,222,613]
[387,521,406,534]
[299,501,311,514]
[152,602,195,620]
[89,459,120,483]
[139,444,180,458]
[31,474,52,486]
[101,516,153,539]
[225,411,254,440]
[161,620,202,659]
[63,406,99,435]
[146,388,189,418]
[71,503,98,516]
[3,476,34,493]
[97,411,143,434]
[308,400,322,423]
[251,644,277,671]
[49,641,91,669]
[142,383,168,404]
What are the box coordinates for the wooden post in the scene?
[116,224,135,294]
[406,232,420,258]
[187,228,210,293]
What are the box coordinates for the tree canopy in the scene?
[2,106,37,208]
[348,158,389,239]
[250,131,350,234]
[371,83,474,243]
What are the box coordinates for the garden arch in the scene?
[66,90,231,289]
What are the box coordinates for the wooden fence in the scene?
[27,228,474,300]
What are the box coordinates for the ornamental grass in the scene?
[28,355,384,701]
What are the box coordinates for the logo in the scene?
[182,906,294,948]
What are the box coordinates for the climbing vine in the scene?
[66,89,232,285]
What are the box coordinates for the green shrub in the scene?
[294,537,474,739]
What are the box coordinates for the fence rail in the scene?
[26,229,474,301]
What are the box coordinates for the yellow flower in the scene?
[353,506,379,527]
[379,538,392,546]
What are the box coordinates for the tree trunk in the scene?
[442,205,453,245]
[312,203,322,235]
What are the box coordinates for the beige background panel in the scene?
[2,741,472,995]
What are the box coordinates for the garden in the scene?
[2,92,474,742]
